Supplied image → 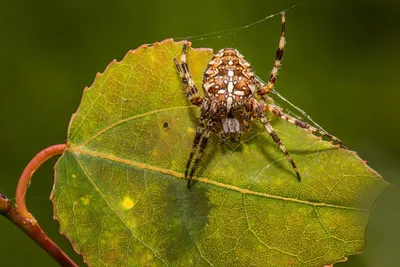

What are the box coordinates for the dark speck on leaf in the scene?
[163,122,169,128]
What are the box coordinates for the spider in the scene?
[174,12,342,188]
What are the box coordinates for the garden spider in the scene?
[174,12,342,188]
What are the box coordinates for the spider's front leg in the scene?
[257,11,286,98]
[265,104,342,145]
[174,39,203,106]
[251,99,301,181]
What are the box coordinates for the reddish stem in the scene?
[4,144,79,266]
[0,194,78,267]
[16,144,67,221]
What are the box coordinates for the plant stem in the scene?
[0,193,78,267]
[16,144,67,221]
[1,144,79,266]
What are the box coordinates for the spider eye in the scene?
[163,122,169,128]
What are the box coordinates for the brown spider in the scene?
[174,12,342,188]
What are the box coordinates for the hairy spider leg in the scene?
[185,115,211,188]
[258,11,286,97]
[185,129,202,179]
[173,40,203,106]
[187,131,210,188]
[252,99,301,181]
[265,104,342,144]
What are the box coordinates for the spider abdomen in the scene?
[202,48,257,113]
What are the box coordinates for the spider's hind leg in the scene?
[265,104,342,145]
[252,99,301,181]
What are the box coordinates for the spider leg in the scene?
[241,101,253,132]
[185,113,211,188]
[258,11,286,97]
[185,127,202,179]
[252,99,301,181]
[174,39,203,106]
[187,131,210,188]
[265,104,342,144]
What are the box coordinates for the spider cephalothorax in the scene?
[174,12,342,188]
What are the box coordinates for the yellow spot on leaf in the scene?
[122,196,135,210]
[80,197,90,205]
[187,127,195,133]
[72,174,76,178]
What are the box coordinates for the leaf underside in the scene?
[52,39,388,267]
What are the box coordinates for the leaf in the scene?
[52,39,388,267]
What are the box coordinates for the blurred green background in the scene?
[0,0,398,266]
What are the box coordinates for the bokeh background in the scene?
[1,0,398,266]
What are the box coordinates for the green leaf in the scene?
[52,39,388,266]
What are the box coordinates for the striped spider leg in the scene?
[174,40,211,188]
[249,97,301,180]
[257,11,286,98]
[173,42,203,107]
[263,104,342,144]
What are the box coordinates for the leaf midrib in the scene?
[69,147,369,212]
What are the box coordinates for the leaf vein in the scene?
[75,106,196,147]
[70,147,369,212]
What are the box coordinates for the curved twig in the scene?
[16,144,67,221]
[1,143,79,266]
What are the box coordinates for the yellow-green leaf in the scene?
[52,39,388,267]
